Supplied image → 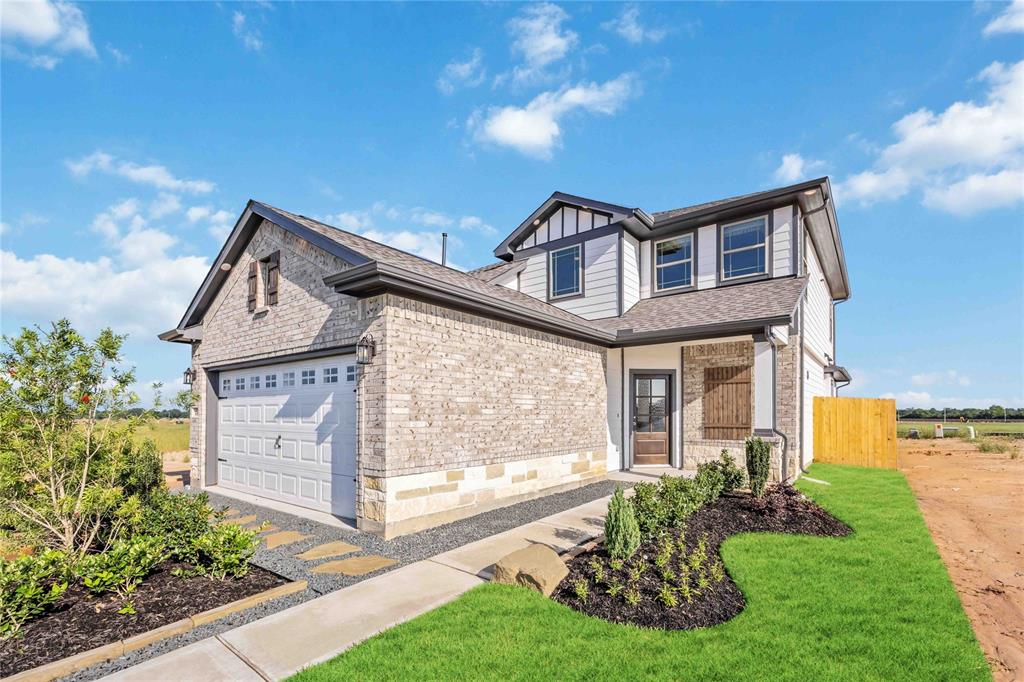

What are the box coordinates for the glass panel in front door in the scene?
[635,376,668,433]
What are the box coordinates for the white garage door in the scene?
[216,355,358,518]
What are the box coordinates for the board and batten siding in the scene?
[803,238,834,361]
[517,232,620,320]
[515,206,611,251]
[622,233,640,312]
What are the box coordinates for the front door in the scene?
[632,374,671,466]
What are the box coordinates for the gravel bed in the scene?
[62,479,626,681]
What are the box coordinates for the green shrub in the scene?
[694,463,725,502]
[137,490,219,562]
[699,450,746,492]
[658,476,704,527]
[179,523,259,579]
[604,488,640,561]
[80,535,166,605]
[630,482,666,540]
[745,437,771,498]
[977,439,1009,454]
[0,550,69,639]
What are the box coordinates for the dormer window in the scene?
[721,217,767,281]
[549,244,582,299]
[654,234,694,292]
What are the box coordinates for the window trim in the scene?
[719,215,770,284]
[547,243,584,301]
[652,232,696,295]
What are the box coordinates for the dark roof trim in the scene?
[324,262,618,344]
[493,191,638,260]
[611,315,792,348]
[165,201,373,338]
[797,180,851,300]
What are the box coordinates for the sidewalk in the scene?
[103,495,612,681]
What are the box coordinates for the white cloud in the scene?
[67,151,215,194]
[459,215,498,236]
[231,11,262,52]
[837,60,1024,215]
[358,228,453,265]
[500,3,578,87]
[410,209,453,228]
[910,370,972,388]
[984,0,1024,34]
[0,222,9,236]
[881,390,1024,409]
[149,193,181,219]
[186,205,235,240]
[773,153,826,183]
[0,0,96,68]
[106,44,128,64]
[437,47,486,95]
[116,227,177,266]
[470,73,640,159]
[321,210,371,232]
[601,4,668,44]
[91,198,141,239]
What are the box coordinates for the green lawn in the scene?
[290,464,989,682]
[897,420,1024,438]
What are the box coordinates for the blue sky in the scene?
[1,0,1022,409]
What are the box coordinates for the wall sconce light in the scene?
[356,334,376,365]
[183,368,195,385]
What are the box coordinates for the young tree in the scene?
[0,320,162,557]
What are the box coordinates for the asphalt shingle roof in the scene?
[590,276,808,335]
[652,188,780,223]
[466,261,522,282]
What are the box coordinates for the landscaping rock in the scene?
[491,544,567,596]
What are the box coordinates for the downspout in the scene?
[764,325,790,484]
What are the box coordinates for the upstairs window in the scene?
[655,234,694,292]
[721,217,767,281]
[549,244,582,299]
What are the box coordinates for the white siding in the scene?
[638,239,652,299]
[803,237,834,361]
[697,224,717,290]
[622,233,640,312]
[513,207,613,251]
[802,351,831,465]
[772,206,793,277]
[558,232,619,319]
[515,232,620,320]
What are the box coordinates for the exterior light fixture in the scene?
[183,368,195,385]
[220,263,232,272]
[356,334,376,365]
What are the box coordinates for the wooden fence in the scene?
[813,397,898,469]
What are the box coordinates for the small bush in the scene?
[179,523,259,579]
[656,582,678,608]
[136,490,219,563]
[0,550,69,639]
[572,578,589,602]
[80,535,167,603]
[694,463,725,502]
[700,450,747,492]
[604,488,640,561]
[977,439,1009,454]
[745,437,771,498]
[630,482,666,540]
[658,476,704,527]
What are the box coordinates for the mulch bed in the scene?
[0,561,287,677]
[552,485,851,630]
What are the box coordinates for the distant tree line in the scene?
[96,407,189,419]
[897,405,1023,420]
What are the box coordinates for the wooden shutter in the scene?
[266,251,280,306]
[247,261,257,312]
[703,366,751,440]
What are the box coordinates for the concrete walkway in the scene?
[103,495,612,681]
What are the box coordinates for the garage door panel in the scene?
[217,355,357,517]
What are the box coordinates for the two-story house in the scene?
[162,177,851,538]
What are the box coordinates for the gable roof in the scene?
[466,260,525,283]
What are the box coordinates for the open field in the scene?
[291,464,988,682]
[134,418,189,453]
[898,421,1024,438]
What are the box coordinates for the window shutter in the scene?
[247,261,257,312]
[267,251,280,306]
[703,366,751,440]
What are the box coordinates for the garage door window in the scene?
[346,366,356,382]
[235,377,245,391]
[301,369,315,385]
[283,372,295,387]
[265,374,277,388]
[250,375,260,389]
[323,367,338,384]
[222,379,231,392]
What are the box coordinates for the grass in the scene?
[897,421,1024,438]
[133,419,189,453]
[290,464,989,682]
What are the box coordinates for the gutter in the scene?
[763,324,790,484]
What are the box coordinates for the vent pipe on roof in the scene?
[441,232,448,267]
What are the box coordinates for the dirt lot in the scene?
[899,437,1024,681]
[162,450,191,490]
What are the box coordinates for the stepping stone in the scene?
[218,514,258,527]
[263,531,310,550]
[311,555,397,576]
[294,541,360,561]
[223,508,241,517]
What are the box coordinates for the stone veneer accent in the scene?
[681,337,801,482]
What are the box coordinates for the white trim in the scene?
[720,215,768,281]
[653,233,694,292]
[548,243,583,300]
